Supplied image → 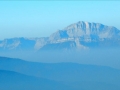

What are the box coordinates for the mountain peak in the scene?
[49,21,120,42]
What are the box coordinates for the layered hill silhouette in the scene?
[0,57,120,90]
[0,70,73,90]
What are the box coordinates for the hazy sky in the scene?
[0,1,120,40]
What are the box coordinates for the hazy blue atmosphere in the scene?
[0,1,120,39]
[1,1,120,90]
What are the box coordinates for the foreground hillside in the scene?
[0,57,120,90]
[0,70,73,90]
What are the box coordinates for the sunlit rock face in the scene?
[49,21,120,49]
[50,21,120,41]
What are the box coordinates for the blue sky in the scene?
[0,1,120,40]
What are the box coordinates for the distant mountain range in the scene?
[1,21,120,90]
[0,21,120,52]
[0,56,120,90]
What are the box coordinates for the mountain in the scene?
[50,21,120,41]
[45,21,120,50]
[0,57,120,90]
[0,21,120,52]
